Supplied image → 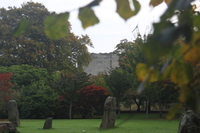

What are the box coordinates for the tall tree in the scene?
[104,68,132,118]
[0,2,92,73]
[114,36,148,112]
[152,80,178,118]
[115,35,175,118]
[51,72,91,119]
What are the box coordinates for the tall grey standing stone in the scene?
[178,110,200,133]
[43,117,53,129]
[100,96,116,128]
[8,100,20,127]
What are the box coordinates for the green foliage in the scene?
[104,68,133,98]
[147,80,178,111]
[69,34,93,71]
[114,36,148,91]
[0,64,56,119]
[89,74,108,89]
[104,68,133,118]
[0,65,50,86]
[19,80,57,119]
[115,35,179,115]
[52,72,91,100]
[51,72,91,119]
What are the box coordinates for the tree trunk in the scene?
[133,97,141,112]
[69,101,72,119]
[146,99,149,119]
[159,104,163,118]
[159,109,162,118]
[137,104,141,112]
[117,101,120,119]
[148,102,151,112]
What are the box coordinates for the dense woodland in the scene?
[0,0,200,121]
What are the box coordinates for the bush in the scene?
[18,81,57,119]
[75,85,109,118]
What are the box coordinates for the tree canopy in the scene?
[0,2,92,73]
[51,71,91,119]
[104,68,133,118]
[0,65,49,86]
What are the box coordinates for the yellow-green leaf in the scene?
[170,61,193,86]
[136,63,159,82]
[179,86,191,103]
[115,0,141,21]
[160,59,174,80]
[137,74,149,94]
[136,63,149,82]
[132,0,141,15]
[178,86,200,112]
[167,103,182,120]
[78,7,99,29]
[137,65,159,93]
[44,12,69,40]
[182,44,200,64]
[149,69,159,82]
[13,18,29,37]
[149,0,164,7]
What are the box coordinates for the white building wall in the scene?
[84,53,119,75]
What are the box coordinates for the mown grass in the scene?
[16,113,179,133]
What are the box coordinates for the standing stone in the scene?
[178,110,200,133]
[100,96,116,128]
[43,117,53,129]
[8,100,20,127]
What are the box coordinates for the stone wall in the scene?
[84,53,119,75]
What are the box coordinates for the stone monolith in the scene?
[8,100,20,127]
[178,110,200,133]
[100,96,116,128]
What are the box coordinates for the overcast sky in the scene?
[1,0,167,53]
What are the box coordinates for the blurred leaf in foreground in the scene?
[149,0,164,7]
[44,12,69,40]
[170,61,193,87]
[78,7,99,29]
[13,18,29,37]
[115,0,141,21]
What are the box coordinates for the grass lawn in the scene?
[16,113,179,133]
